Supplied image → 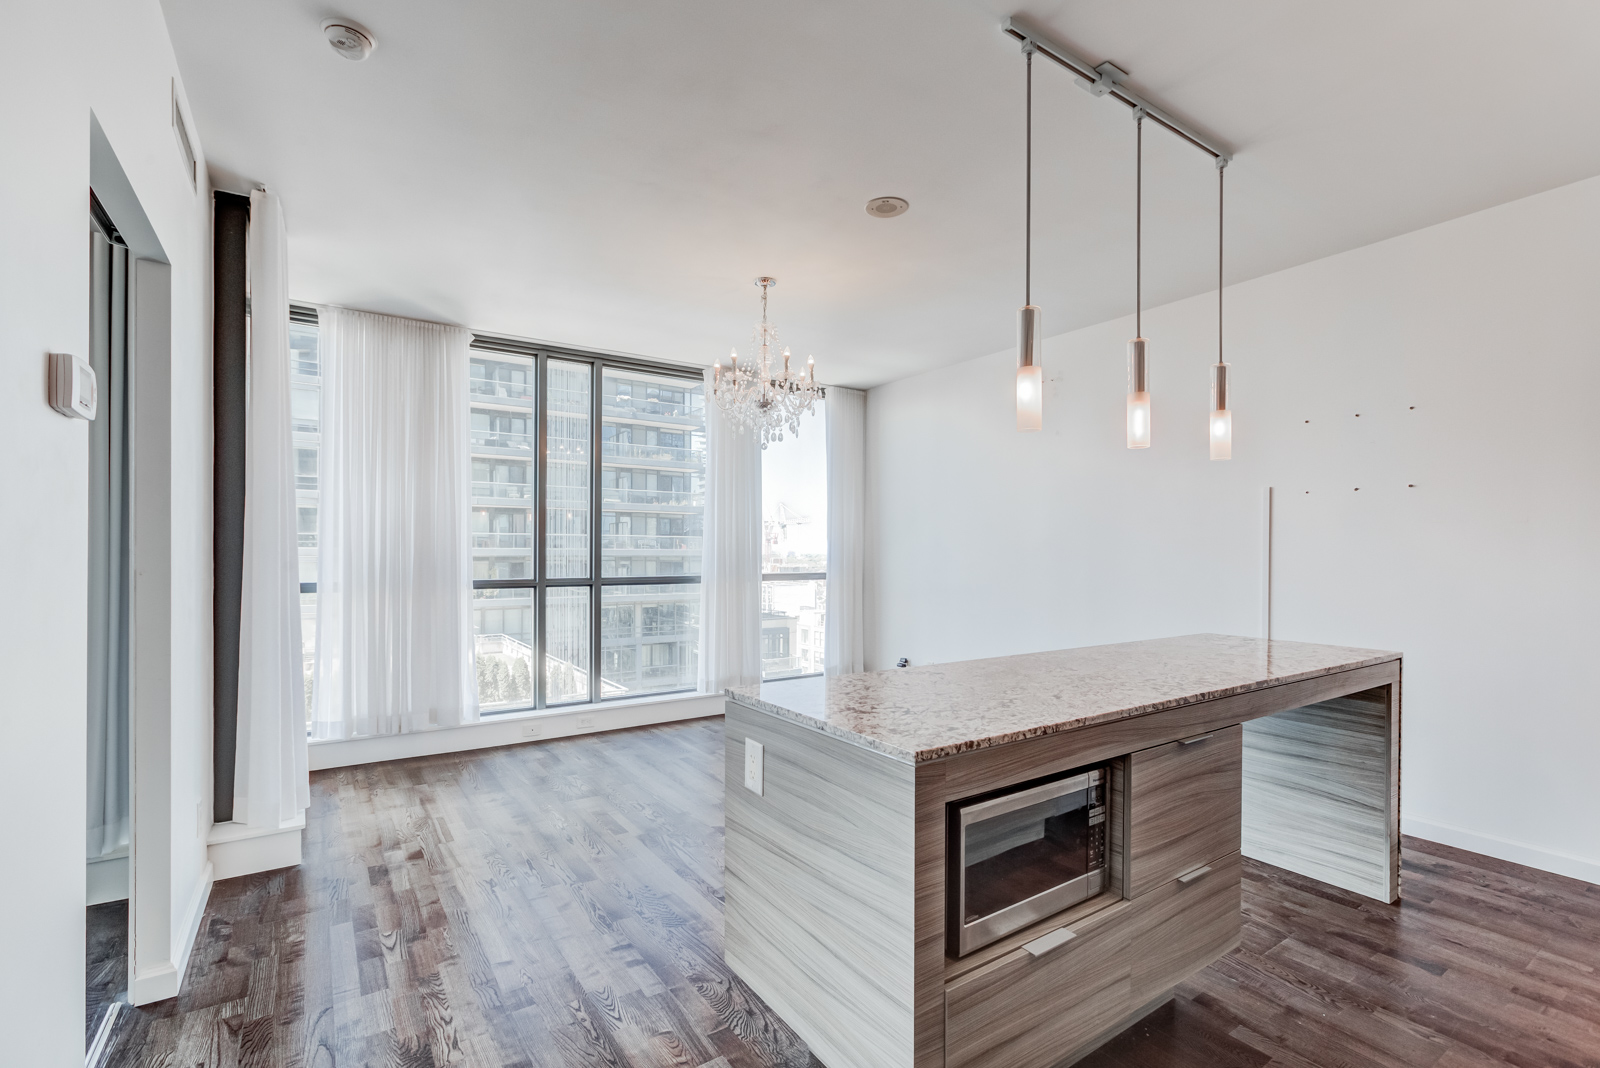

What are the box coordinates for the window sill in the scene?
[307,689,725,771]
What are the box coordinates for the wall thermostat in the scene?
[49,352,97,420]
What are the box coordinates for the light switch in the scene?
[743,738,764,796]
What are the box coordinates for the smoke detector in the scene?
[321,18,376,61]
[866,196,909,218]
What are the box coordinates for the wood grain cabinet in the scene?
[943,850,1243,1068]
[1126,725,1242,897]
[723,643,1402,1068]
[1128,850,1242,1005]
[944,901,1135,1068]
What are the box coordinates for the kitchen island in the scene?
[723,634,1401,1068]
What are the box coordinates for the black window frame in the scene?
[296,316,708,714]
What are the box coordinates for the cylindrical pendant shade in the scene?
[1017,305,1042,431]
[1209,409,1232,460]
[1016,366,1043,432]
[1127,392,1150,449]
[1210,360,1231,460]
[1127,338,1149,448]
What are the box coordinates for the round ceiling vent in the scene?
[866,196,909,218]
[322,18,377,61]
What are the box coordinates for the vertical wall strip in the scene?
[1261,486,1274,641]
[212,190,250,822]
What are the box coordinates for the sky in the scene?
[761,400,828,559]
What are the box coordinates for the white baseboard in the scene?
[309,692,724,771]
[1404,816,1600,886]
[87,852,130,906]
[130,860,213,1005]
[208,815,306,881]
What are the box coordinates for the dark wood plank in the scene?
[90,721,1600,1068]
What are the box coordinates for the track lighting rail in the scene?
[1003,17,1233,164]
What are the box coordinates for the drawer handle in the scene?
[1022,926,1077,958]
[1178,733,1215,746]
[1176,865,1213,885]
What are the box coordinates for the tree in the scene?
[509,656,532,701]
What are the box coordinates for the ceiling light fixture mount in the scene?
[712,277,822,447]
[866,197,910,218]
[322,18,377,61]
[1002,17,1231,163]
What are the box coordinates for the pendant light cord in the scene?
[1025,47,1033,307]
[1217,161,1225,363]
[1135,112,1143,338]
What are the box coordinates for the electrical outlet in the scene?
[524,722,543,738]
[743,738,764,796]
[579,715,595,731]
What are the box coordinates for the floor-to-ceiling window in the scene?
[598,367,704,697]
[293,314,706,715]
[760,399,827,680]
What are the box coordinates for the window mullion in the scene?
[590,358,603,705]
[535,350,548,711]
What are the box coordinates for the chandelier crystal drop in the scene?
[712,276,822,448]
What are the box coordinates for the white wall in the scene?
[0,0,213,1056]
[866,174,1600,885]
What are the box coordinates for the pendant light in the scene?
[1016,41,1042,432]
[1209,158,1232,460]
[1126,110,1150,449]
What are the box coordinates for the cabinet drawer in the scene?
[1130,850,1242,1004]
[943,851,1243,1068]
[1127,724,1242,897]
[944,900,1134,1068]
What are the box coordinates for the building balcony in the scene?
[601,535,702,552]
[470,380,534,401]
[762,655,803,678]
[602,441,703,466]
[472,532,532,549]
[471,431,533,452]
[472,481,533,501]
[600,488,702,508]
[601,397,703,421]
[601,626,697,644]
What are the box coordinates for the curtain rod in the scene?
[1003,17,1233,164]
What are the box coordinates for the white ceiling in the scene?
[162,0,1600,387]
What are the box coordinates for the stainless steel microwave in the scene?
[948,766,1109,956]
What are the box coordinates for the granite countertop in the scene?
[727,633,1399,764]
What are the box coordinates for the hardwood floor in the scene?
[88,899,130,1046]
[93,718,1600,1068]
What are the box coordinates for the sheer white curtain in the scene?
[233,189,310,827]
[697,367,762,693]
[825,386,866,676]
[311,308,477,739]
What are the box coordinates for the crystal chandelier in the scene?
[713,276,821,448]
